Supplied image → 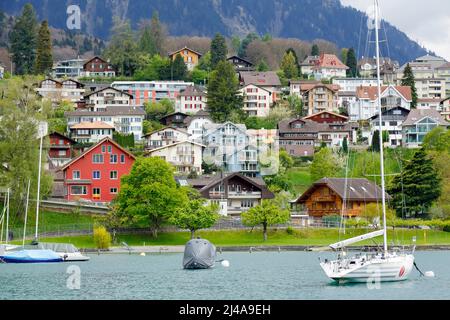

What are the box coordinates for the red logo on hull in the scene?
[399,266,406,277]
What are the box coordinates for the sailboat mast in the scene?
[374,0,388,254]
[35,132,44,241]
[6,188,9,245]
[23,179,31,247]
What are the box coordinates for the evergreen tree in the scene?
[207,61,243,122]
[371,130,381,152]
[389,148,441,217]
[35,20,53,75]
[286,48,301,78]
[170,54,188,80]
[401,63,418,108]
[311,44,320,56]
[341,48,349,65]
[342,136,348,154]
[256,59,269,72]
[238,33,259,57]
[139,25,155,54]
[210,33,228,69]
[280,51,298,79]
[9,3,38,75]
[310,148,340,181]
[104,17,139,77]
[346,48,358,77]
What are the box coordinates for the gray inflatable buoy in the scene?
[183,238,216,269]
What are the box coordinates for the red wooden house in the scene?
[60,137,135,203]
[48,132,77,162]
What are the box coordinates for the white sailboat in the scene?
[319,0,415,283]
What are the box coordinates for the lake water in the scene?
[1,251,449,300]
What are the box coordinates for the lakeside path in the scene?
[87,244,450,254]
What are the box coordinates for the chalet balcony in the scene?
[50,144,71,149]
[306,209,360,217]
[208,191,262,199]
[315,195,336,202]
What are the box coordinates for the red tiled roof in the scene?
[315,54,349,69]
[356,85,412,101]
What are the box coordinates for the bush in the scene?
[93,226,112,250]
[443,225,450,233]
[286,226,295,235]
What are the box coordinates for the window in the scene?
[108,146,112,153]
[93,154,104,163]
[93,188,101,195]
[58,150,66,157]
[101,145,106,153]
[73,171,80,180]
[110,171,118,179]
[110,154,118,164]
[93,171,101,179]
[120,154,125,163]
[71,185,87,195]
[110,188,118,194]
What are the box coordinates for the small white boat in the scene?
[37,243,90,262]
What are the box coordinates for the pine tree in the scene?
[401,63,418,108]
[342,136,348,154]
[257,59,269,72]
[371,130,381,152]
[280,51,298,79]
[346,48,358,78]
[210,33,228,69]
[207,61,243,122]
[171,54,188,80]
[149,11,166,56]
[238,33,258,58]
[139,25,155,55]
[35,20,53,75]
[341,48,349,65]
[389,148,441,217]
[311,44,320,56]
[9,3,38,75]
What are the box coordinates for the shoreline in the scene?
[84,244,450,254]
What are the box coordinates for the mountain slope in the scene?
[0,0,429,64]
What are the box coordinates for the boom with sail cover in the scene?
[329,230,385,250]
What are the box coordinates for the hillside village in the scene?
[1,3,450,241]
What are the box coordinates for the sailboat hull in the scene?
[0,249,63,264]
[321,253,414,283]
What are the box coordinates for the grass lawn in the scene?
[286,167,312,195]
[36,227,450,249]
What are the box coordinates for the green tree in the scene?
[144,99,174,121]
[114,157,188,237]
[401,63,418,108]
[210,33,228,69]
[310,148,340,181]
[342,136,348,154]
[238,33,259,57]
[422,127,450,152]
[139,25,155,54]
[261,33,272,42]
[148,11,166,56]
[286,48,301,78]
[231,36,241,53]
[134,54,172,81]
[341,48,349,65]
[346,48,358,78]
[207,61,243,122]
[389,148,441,217]
[191,67,209,85]
[311,44,320,56]
[197,51,212,71]
[280,51,298,79]
[10,3,38,75]
[104,17,139,77]
[169,197,219,239]
[171,54,188,80]
[35,20,53,75]
[256,59,269,72]
[241,200,290,241]
[287,95,304,117]
[371,130,381,152]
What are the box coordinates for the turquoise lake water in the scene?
[1,251,449,300]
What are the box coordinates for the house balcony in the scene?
[228,191,262,199]
[306,209,360,217]
[314,195,336,202]
[65,179,92,185]
[50,144,71,149]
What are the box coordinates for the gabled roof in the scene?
[402,108,449,126]
[301,83,340,93]
[84,86,133,99]
[178,85,206,97]
[315,54,348,70]
[69,121,115,130]
[369,106,410,121]
[241,83,273,94]
[142,126,189,138]
[48,131,77,144]
[146,140,205,154]
[60,137,136,171]
[203,122,247,136]
[83,56,110,68]
[303,111,348,121]
[227,55,254,66]
[295,178,390,203]
[168,46,203,58]
[356,85,412,101]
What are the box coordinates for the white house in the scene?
[175,85,208,114]
[369,106,410,148]
[146,140,205,174]
[312,54,349,79]
[143,127,190,151]
[351,85,412,121]
[403,108,449,148]
[36,79,85,106]
[84,87,134,110]
[184,110,214,143]
[239,84,273,117]
[332,78,379,92]
[68,121,114,144]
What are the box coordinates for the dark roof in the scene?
[168,46,203,58]
[369,106,410,121]
[178,85,206,97]
[187,172,274,199]
[84,86,133,99]
[48,132,77,144]
[295,178,390,203]
[183,110,212,127]
[278,118,353,135]
[82,56,110,68]
[65,106,146,117]
[239,71,281,87]
[142,126,188,138]
[227,55,254,66]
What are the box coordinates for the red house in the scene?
[61,137,135,203]
[48,132,77,161]
[82,56,116,77]
[303,111,348,124]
